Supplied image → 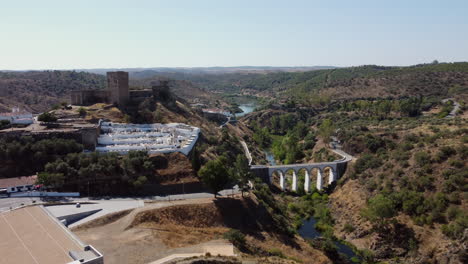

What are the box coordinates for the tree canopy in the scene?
[198,156,232,198]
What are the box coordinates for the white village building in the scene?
[0,107,34,125]
[95,122,200,155]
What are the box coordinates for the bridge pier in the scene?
[279,172,285,191]
[292,171,297,192]
[317,169,323,191]
[304,170,310,193]
[328,169,336,184]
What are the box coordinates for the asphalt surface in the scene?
[0,186,241,214]
[442,98,461,118]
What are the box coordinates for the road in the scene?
[0,186,241,213]
[442,98,461,118]
[330,136,355,161]
[240,140,253,165]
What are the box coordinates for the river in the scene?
[298,218,358,261]
[264,151,276,166]
[236,104,256,117]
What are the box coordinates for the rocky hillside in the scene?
[0,70,219,113]
[155,62,468,103]
[0,71,106,112]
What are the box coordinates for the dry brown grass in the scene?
[138,223,229,248]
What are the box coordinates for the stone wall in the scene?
[71,90,110,106]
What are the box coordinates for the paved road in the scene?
[442,98,461,118]
[330,136,355,161]
[0,186,241,213]
[0,197,37,212]
[240,140,253,165]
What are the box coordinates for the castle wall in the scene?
[129,89,153,103]
[71,72,159,107]
[71,90,110,106]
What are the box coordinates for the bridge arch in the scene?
[284,168,297,192]
[297,168,309,193]
[309,167,320,191]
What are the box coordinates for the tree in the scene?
[37,172,65,189]
[318,119,335,143]
[198,156,232,198]
[38,112,57,122]
[362,194,397,230]
[190,147,201,173]
[234,154,253,197]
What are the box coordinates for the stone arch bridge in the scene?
[250,158,349,192]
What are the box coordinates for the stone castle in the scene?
[71,71,169,106]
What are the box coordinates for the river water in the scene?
[264,151,276,166]
[236,104,256,117]
[298,218,358,260]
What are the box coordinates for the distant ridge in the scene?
[77,66,338,75]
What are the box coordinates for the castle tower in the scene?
[107,71,129,106]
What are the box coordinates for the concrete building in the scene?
[95,122,200,155]
[0,175,37,193]
[0,206,103,264]
[0,107,33,125]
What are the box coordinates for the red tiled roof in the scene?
[0,175,37,188]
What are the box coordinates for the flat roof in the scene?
[0,175,37,188]
[0,206,83,264]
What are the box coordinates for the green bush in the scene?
[267,248,285,258]
[343,223,355,233]
[435,146,456,162]
[223,229,246,248]
[354,154,383,174]
[414,151,431,167]
[441,215,468,240]
[0,120,10,129]
[38,112,57,122]
[448,159,464,168]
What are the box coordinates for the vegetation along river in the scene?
[264,151,359,261]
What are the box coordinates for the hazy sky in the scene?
[1,0,467,70]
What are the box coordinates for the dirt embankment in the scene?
[74,197,331,264]
[151,152,199,184]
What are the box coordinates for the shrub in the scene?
[448,159,464,168]
[354,154,383,174]
[77,107,87,116]
[343,223,355,233]
[435,146,456,162]
[267,248,285,258]
[223,229,246,248]
[441,216,468,240]
[38,112,57,122]
[0,120,10,129]
[446,206,461,221]
[414,152,431,167]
